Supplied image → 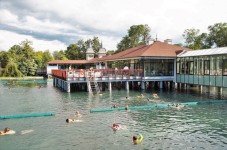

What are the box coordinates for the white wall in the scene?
[47,64,58,74]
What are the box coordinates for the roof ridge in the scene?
[119,45,147,58]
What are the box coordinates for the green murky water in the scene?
[0,79,226,150]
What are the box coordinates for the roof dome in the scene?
[86,47,94,54]
[98,47,106,54]
[98,42,106,54]
[86,42,94,54]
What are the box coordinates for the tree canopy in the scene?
[0,39,53,77]
[183,22,227,50]
[116,24,151,53]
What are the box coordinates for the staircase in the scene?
[87,79,100,94]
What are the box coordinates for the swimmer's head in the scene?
[133,136,137,141]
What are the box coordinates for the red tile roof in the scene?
[97,41,190,61]
[48,41,190,64]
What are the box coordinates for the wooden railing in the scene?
[51,69,143,81]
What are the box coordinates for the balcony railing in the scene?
[52,69,143,81]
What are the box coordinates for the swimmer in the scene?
[111,104,118,108]
[137,94,144,98]
[125,105,129,111]
[66,118,83,123]
[171,104,185,109]
[0,127,16,136]
[125,97,129,100]
[4,127,10,133]
[66,118,76,123]
[75,111,82,118]
[152,93,159,98]
[112,123,121,132]
[132,134,143,145]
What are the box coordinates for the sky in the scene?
[0,0,227,53]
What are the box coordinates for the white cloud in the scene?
[1,0,227,51]
[0,30,67,52]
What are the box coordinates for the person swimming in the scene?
[132,134,143,144]
[137,94,144,98]
[66,118,76,123]
[125,105,129,111]
[152,93,159,98]
[112,123,121,132]
[75,111,82,118]
[0,127,16,136]
[171,104,185,109]
[111,104,118,108]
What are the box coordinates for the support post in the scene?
[66,82,70,93]
[141,81,145,90]
[160,81,163,89]
[125,81,129,91]
[108,82,112,91]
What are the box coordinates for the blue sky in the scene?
[0,0,227,52]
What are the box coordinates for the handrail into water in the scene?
[0,112,55,119]
[90,100,227,113]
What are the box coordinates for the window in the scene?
[204,60,210,75]
[176,61,180,74]
[198,60,204,75]
[223,59,227,75]
[189,61,194,74]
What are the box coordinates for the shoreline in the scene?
[0,76,44,80]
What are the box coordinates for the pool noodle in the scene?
[0,112,55,119]
[90,100,227,113]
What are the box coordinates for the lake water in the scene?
[0,79,226,150]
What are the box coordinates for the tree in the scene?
[91,37,102,57]
[207,23,227,47]
[116,24,151,52]
[106,50,115,55]
[34,51,44,69]
[182,28,209,50]
[53,50,68,60]
[42,50,53,66]
[3,59,22,77]
[66,44,82,60]
[0,51,10,68]
[65,37,102,60]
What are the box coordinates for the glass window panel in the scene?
[223,59,227,75]
[217,58,222,76]
[204,60,210,75]
[189,61,194,74]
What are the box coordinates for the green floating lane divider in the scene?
[0,112,55,119]
[90,100,227,113]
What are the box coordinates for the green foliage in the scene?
[116,24,151,53]
[183,22,227,49]
[182,28,209,50]
[0,51,10,68]
[106,50,115,55]
[65,37,102,60]
[66,44,82,60]
[3,59,22,77]
[42,50,53,65]
[0,39,54,77]
[53,50,68,60]
[207,23,227,47]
